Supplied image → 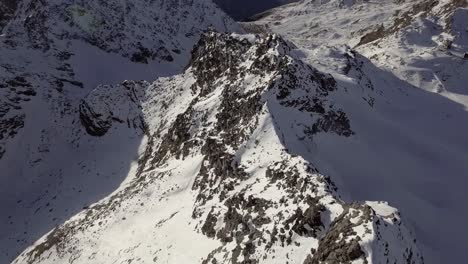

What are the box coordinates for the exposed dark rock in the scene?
[0,114,25,158]
[285,198,325,238]
[78,80,146,137]
[190,32,252,96]
[309,110,354,137]
[216,88,262,148]
[79,100,112,137]
[192,137,249,205]
[202,209,218,238]
[0,0,19,31]
[356,24,385,47]
[5,76,32,88]
[130,44,174,64]
[266,162,319,193]
[131,45,153,64]
[357,0,440,46]
[151,105,196,165]
[304,204,371,264]
[55,78,83,90]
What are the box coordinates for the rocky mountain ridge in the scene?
[14,31,423,264]
[2,0,467,263]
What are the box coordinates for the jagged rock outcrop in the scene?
[13,32,423,264]
[79,81,147,137]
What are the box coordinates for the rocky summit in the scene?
[2,0,467,263]
[13,30,422,264]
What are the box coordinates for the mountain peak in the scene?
[14,31,422,264]
[2,0,467,263]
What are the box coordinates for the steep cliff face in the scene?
[14,32,423,264]
[0,0,238,262]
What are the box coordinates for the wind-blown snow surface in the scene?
[13,32,422,264]
[0,0,238,262]
[249,0,468,263]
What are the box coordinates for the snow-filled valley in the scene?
[1,0,467,263]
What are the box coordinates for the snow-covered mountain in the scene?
[2,0,466,263]
[249,0,468,263]
[13,31,423,264]
[0,0,237,262]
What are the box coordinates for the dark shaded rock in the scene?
[202,209,218,238]
[151,104,197,165]
[216,88,262,148]
[266,161,319,193]
[190,32,252,96]
[309,110,354,137]
[192,137,249,205]
[130,44,174,64]
[5,76,32,88]
[79,100,112,137]
[131,45,153,63]
[286,199,325,238]
[357,0,439,46]
[0,114,25,158]
[0,0,19,30]
[304,204,371,264]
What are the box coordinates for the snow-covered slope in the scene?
[13,31,423,264]
[0,0,238,262]
[249,0,468,263]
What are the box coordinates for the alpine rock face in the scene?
[1,0,465,264]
